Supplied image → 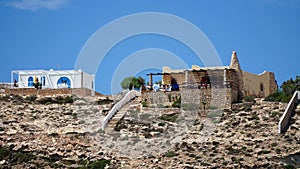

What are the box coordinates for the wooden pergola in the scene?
[146,73,170,88]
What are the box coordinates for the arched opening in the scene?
[200,74,211,89]
[57,77,71,88]
[260,83,264,92]
[28,76,33,87]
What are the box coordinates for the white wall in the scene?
[82,72,94,90]
[18,75,33,88]
[16,70,94,90]
[72,72,83,88]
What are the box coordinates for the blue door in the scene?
[28,76,33,87]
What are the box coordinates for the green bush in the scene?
[12,94,24,103]
[142,101,148,107]
[0,95,9,101]
[14,151,36,163]
[25,95,37,102]
[172,97,181,108]
[96,97,113,105]
[164,151,177,157]
[285,164,296,169]
[257,150,271,155]
[159,114,178,122]
[265,91,292,103]
[281,94,293,103]
[265,90,283,102]
[158,122,166,126]
[244,95,255,102]
[265,75,300,103]
[64,95,73,103]
[0,147,10,159]
[244,105,252,111]
[55,96,73,104]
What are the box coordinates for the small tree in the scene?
[121,76,145,90]
[281,76,300,95]
[265,75,300,103]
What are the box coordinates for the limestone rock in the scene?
[0,160,6,165]
[6,129,17,135]
[0,94,299,168]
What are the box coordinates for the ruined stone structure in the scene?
[143,51,277,109]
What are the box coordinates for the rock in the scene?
[66,144,73,150]
[279,102,288,111]
[150,131,160,137]
[73,99,87,105]
[0,160,6,165]
[164,110,177,116]
[6,129,17,135]
[153,159,159,163]
[12,143,23,151]
[295,104,300,112]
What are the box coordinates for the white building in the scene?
[11,69,95,91]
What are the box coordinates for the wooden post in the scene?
[149,73,153,89]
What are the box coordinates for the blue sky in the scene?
[0,0,300,94]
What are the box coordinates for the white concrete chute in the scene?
[102,90,141,130]
[278,91,300,133]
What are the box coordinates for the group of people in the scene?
[152,83,179,92]
[141,84,179,92]
[33,76,42,89]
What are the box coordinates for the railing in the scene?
[101,90,141,130]
[278,91,299,134]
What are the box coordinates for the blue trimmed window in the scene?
[57,77,71,88]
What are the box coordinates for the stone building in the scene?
[143,51,277,109]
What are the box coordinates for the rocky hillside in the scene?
[0,94,299,168]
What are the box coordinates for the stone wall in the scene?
[269,72,278,95]
[242,70,277,98]
[181,88,211,110]
[210,87,233,109]
[142,87,233,109]
[181,87,235,110]
[142,91,181,106]
[0,88,104,97]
